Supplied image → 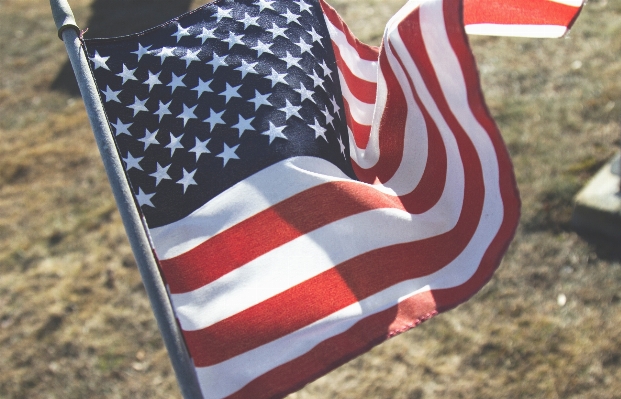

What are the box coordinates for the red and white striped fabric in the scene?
[464,0,583,37]
[144,0,581,398]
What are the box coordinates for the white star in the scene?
[240,13,260,29]
[167,72,187,93]
[308,118,327,141]
[110,119,132,136]
[178,104,198,126]
[319,60,333,79]
[220,83,242,103]
[279,99,302,120]
[223,32,245,50]
[282,51,302,69]
[150,162,171,186]
[116,64,138,84]
[257,0,275,12]
[308,26,323,46]
[144,70,162,92]
[154,47,176,63]
[330,96,341,115]
[295,0,312,14]
[127,96,148,116]
[252,40,274,57]
[309,69,324,89]
[294,83,314,102]
[181,49,201,68]
[282,9,302,25]
[267,23,288,39]
[172,24,191,42]
[166,133,184,156]
[197,27,216,44]
[189,137,211,161]
[232,115,255,137]
[208,53,228,72]
[204,109,226,132]
[235,60,258,78]
[248,90,272,111]
[217,143,240,167]
[101,86,121,103]
[216,7,232,22]
[191,78,213,98]
[132,44,151,61]
[154,100,172,121]
[177,168,198,193]
[90,51,110,70]
[135,188,155,208]
[123,151,143,171]
[138,129,159,150]
[322,106,335,127]
[295,37,313,55]
[338,135,346,155]
[265,68,287,87]
[262,122,287,144]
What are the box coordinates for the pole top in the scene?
[49,0,80,40]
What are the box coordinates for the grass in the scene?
[1,0,620,398]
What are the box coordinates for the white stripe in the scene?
[548,0,582,7]
[323,14,378,83]
[150,157,350,259]
[464,23,568,38]
[338,69,375,125]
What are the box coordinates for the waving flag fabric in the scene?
[82,0,581,398]
[463,0,583,37]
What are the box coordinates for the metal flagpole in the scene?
[49,1,203,397]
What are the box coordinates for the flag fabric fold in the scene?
[82,0,581,398]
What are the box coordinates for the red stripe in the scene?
[342,98,372,149]
[332,42,377,104]
[463,0,581,28]
[184,72,484,367]
[350,49,407,184]
[226,291,438,399]
[319,0,380,62]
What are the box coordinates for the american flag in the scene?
[83,0,582,398]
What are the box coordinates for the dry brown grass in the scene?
[1,0,620,398]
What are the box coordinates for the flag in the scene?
[463,0,583,37]
[82,0,581,398]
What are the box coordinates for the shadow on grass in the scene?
[51,0,193,95]
[521,180,582,234]
[575,229,621,262]
[523,181,621,262]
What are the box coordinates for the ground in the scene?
[0,0,620,398]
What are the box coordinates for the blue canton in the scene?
[85,0,354,228]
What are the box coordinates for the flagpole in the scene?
[49,1,203,397]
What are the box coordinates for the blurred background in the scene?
[1,0,620,397]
